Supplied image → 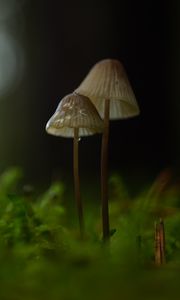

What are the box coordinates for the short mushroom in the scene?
[75,59,140,241]
[46,92,103,238]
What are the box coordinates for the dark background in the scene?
[0,0,179,189]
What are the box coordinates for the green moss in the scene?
[0,168,179,299]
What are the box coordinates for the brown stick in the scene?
[101,99,110,241]
[73,128,84,238]
[154,219,166,265]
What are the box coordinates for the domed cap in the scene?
[75,59,140,119]
[46,93,104,137]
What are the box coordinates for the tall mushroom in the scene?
[46,92,103,238]
[75,59,140,241]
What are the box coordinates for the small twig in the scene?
[154,219,166,265]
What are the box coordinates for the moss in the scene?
[0,168,179,299]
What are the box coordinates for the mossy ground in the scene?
[0,167,179,299]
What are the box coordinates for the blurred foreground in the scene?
[0,168,179,299]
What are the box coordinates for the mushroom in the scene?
[46,92,103,238]
[75,59,140,241]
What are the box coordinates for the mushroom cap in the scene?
[75,59,140,119]
[46,93,104,138]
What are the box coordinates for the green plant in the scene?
[0,168,179,299]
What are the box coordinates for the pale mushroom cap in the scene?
[46,93,104,138]
[75,59,140,120]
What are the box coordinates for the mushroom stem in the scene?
[101,98,110,241]
[73,127,84,238]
